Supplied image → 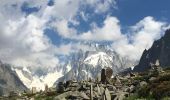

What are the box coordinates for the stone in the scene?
[65,80,72,88]
[140,81,147,87]
[107,85,116,92]
[9,91,18,97]
[112,90,129,100]
[149,77,157,82]
[97,84,101,95]
[104,88,111,100]
[114,76,122,89]
[78,84,87,91]
[101,69,106,84]
[129,85,135,93]
[105,67,113,79]
[57,82,65,93]
[32,87,37,94]
[90,84,93,100]
[155,59,160,66]
[44,84,48,92]
[70,81,79,87]
[129,72,136,77]
[100,86,105,95]
[54,91,90,100]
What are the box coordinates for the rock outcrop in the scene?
[134,29,170,72]
[0,61,28,96]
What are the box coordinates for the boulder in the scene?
[104,88,111,100]
[101,69,106,84]
[54,91,90,100]
[57,82,65,93]
[140,81,147,87]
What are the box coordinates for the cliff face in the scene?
[0,61,28,96]
[134,29,170,72]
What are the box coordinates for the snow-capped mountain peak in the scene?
[84,52,112,68]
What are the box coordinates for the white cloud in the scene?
[45,0,80,20]
[82,0,117,14]
[0,0,59,68]
[54,19,77,38]
[53,16,125,42]
[80,11,89,21]
[112,16,169,60]
[77,16,125,41]
[0,14,59,68]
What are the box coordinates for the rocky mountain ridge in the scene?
[0,61,28,96]
[55,44,136,83]
[134,29,170,72]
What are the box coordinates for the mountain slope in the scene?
[0,61,27,96]
[55,45,136,83]
[134,29,170,72]
[13,67,63,91]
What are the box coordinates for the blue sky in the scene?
[43,0,170,46]
[115,0,170,25]
[0,0,170,67]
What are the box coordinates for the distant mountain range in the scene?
[55,44,136,84]
[133,29,170,72]
[11,44,136,90]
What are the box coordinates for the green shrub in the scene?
[124,94,139,100]
[159,74,170,81]
[151,81,170,99]
[137,85,150,98]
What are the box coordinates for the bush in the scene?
[137,85,150,98]
[124,94,138,100]
[159,74,170,81]
[151,81,170,99]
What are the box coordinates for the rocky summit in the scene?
[134,29,170,72]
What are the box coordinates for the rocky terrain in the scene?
[1,62,170,100]
[0,61,28,96]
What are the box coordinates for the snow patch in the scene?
[15,68,63,91]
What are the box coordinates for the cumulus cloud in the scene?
[112,16,169,60]
[53,16,169,61]
[54,19,77,38]
[82,0,117,13]
[77,16,124,41]
[0,0,57,68]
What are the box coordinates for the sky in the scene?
[0,0,170,68]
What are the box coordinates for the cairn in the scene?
[101,67,113,84]
[101,69,106,84]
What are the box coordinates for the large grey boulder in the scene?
[54,91,90,100]
[104,88,111,100]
